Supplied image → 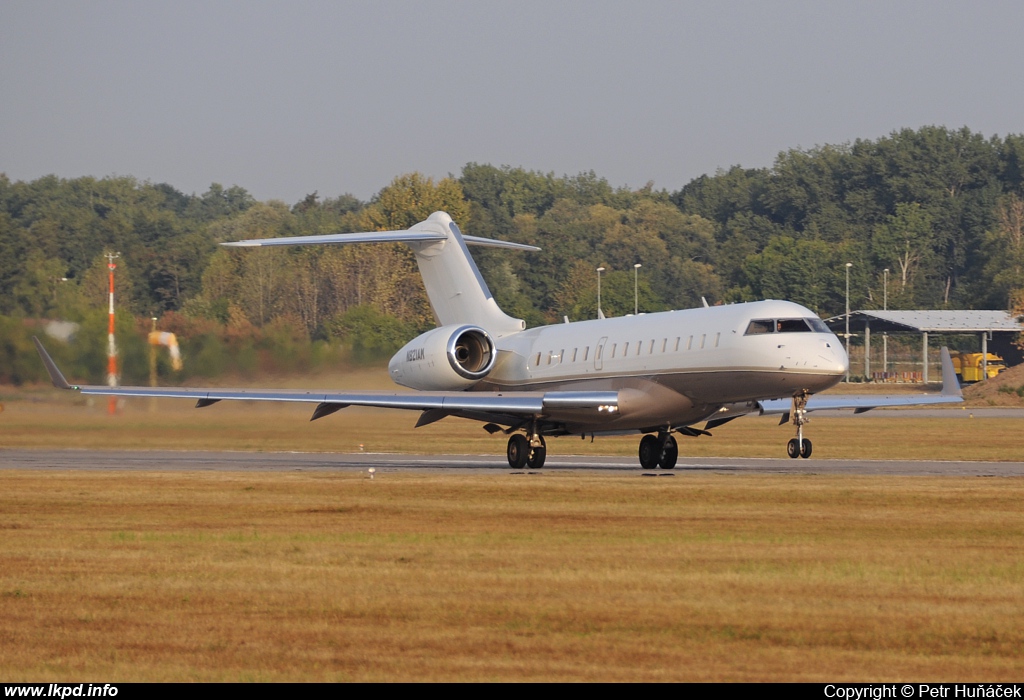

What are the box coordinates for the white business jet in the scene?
[34,211,962,468]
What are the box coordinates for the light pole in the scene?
[633,263,641,315]
[106,252,121,414]
[845,262,852,382]
[596,267,605,319]
[883,268,889,377]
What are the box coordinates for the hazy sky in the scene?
[3,1,1023,204]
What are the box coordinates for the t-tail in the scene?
[224,211,533,338]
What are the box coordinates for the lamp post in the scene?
[845,262,852,382]
[596,267,605,319]
[633,263,641,315]
[883,268,889,377]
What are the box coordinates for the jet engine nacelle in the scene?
[388,324,496,391]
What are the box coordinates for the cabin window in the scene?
[649,339,655,353]
[559,349,564,364]
[687,336,693,350]
[623,342,629,356]
[534,352,541,366]
[546,351,553,365]
[572,348,577,362]
[611,343,617,358]
[662,339,667,352]
[700,334,706,349]
[674,337,680,351]
[745,319,774,335]
[584,346,590,361]
[714,332,720,347]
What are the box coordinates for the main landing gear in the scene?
[638,432,678,470]
[785,391,812,459]
[506,432,546,469]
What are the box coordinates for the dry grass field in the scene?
[1,470,1023,681]
[2,371,1023,681]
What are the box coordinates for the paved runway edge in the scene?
[3,449,1024,476]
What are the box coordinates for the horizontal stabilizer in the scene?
[223,230,539,251]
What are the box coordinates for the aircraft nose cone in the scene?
[830,340,849,375]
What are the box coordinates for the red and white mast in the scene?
[106,252,120,415]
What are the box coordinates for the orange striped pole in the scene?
[106,253,120,415]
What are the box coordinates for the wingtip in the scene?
[32,336,75,390]
[939,347,963,398]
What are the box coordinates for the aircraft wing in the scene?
[32,337,617,423]
[757,346,963,416]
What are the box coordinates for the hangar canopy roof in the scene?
[823,310,1023,334]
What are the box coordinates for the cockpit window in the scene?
[805,317,830,333]
[745,319,774,335]
[746,317,831,335]
[776,318,812,333]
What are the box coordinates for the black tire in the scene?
[659,435,678,469]
[507,434,529,469]
[526,441,547,469]
[638,434,660,469]
[799,439,812,459]
[787,438,800,459]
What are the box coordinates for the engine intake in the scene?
[447,326,493,379]
[389,324,496,390]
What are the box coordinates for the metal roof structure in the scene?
[824,310,1023,334]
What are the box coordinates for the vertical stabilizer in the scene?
[406,212,525,337]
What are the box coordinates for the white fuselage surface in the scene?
[389,299,848,434]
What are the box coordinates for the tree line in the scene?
[3,125,1023,384]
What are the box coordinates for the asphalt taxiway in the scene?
[2,448,1023,476]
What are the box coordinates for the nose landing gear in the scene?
[785,391,812,459]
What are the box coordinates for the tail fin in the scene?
[224,211,535,337]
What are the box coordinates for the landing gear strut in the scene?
[786,391,812,459]
[507,430,546,469]
[638,432,678,470]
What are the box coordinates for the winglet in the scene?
[939,346,962,397]
[32,336,76,390]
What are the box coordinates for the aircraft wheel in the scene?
[507,434,529,469]
[786,438,800,459]
[659,435,678,469]
[799,439,812,459]
[638,434,660,469]
[526,437,547,469]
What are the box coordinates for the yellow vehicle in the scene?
[950,352,1007,382]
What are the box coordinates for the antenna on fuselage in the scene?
[702,297,710,308]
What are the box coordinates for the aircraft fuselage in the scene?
[475,299,848,432]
